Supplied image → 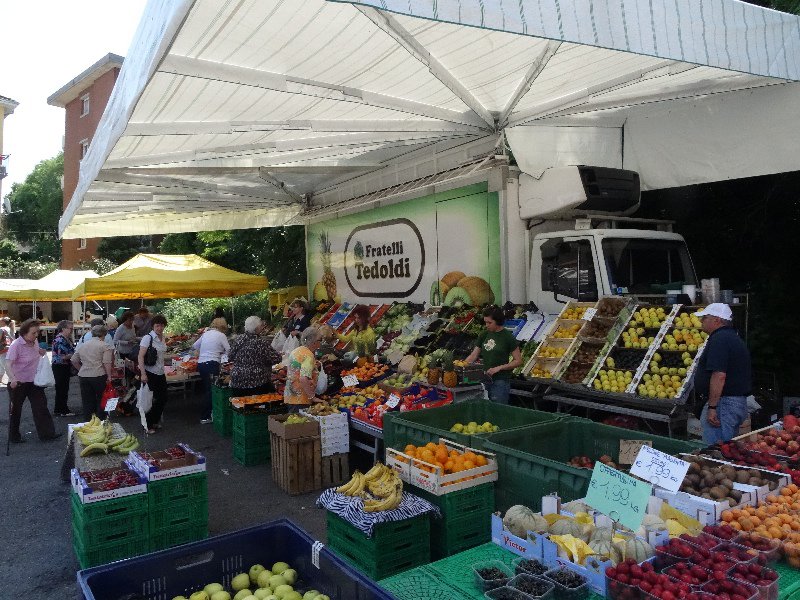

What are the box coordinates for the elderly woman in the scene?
[51,320,77,416]
[7,319,58,442]
[138,314,169,434]
[71,324,114,420]
[113,311,138,360]
[228,316,281,397]
[194,317,230,424]
[78,317,114,349]
[284,326,324,412]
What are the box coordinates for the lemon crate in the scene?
[71,492,149,548]
[326,512,430,580]
[149,522,208,552]
[211,385,233,436]
[385,438,498,496]
[413,483,495,559]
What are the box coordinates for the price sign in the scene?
[386,393,401,409]
[629,445,690,494]
[585,462,652,532]
[104,398,119,412]
[619,439,653,465]
[342,374,359,387]
[582,308,598,321]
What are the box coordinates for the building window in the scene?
[80,94,90,117]
[79,139,89,161]
[78,238,87,250]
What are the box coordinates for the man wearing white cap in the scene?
[693,303,751,444]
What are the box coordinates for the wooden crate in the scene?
[270,432,322,495]
[321,453,350,488]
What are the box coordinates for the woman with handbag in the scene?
[138,314,169,434]
[51,320,77,416]
[229,316,281,397]
[71,324,114,420]
[6,319,58,442]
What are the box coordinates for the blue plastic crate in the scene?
[77,518,397,600]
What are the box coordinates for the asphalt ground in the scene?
[0,376,340,600]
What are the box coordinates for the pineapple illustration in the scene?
[320,231,337,302]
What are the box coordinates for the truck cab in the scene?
[518,166,699,317]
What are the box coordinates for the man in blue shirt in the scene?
[694,303,751,444]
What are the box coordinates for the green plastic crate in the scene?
[326,512,430,580]
[429,510,491,559]
[149,522,208,552]
[71,493,149,547]
[71,491,148,522]
[212,385,233,436]
[149,497,208,532]
[483,420,703,511]
[379,566,463,600]
[147,472,208,508]
[73,527,149,569]
[232,410,270,438]
[233,440,270,466]
[413,482,495,515]
[383,400,565,451]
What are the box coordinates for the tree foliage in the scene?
[159,226,306,287]
[97,236,156,265]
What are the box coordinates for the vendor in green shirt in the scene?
[463,305,522,404]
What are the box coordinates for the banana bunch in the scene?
[336,470,366,496]
[109,434,140,455]
[335,462,404,512]
[75,415,112,446]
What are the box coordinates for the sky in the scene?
[0,0,147,196]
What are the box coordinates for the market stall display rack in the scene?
[327,511,431,581]
[77,518,395,600]
[482,418,702,512]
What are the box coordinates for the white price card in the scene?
[582,308,598,321]
[342,374,359,387]
[619,439,653,465]
[386,394,401,409]
[104,398,119,412]
[629,445,690,493]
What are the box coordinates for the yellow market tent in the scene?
[0,271,99,302]
[72,254,268,301]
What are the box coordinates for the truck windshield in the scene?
[602,239,697,294]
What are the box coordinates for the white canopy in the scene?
[60,0,800,238]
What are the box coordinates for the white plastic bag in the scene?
[271,330,287,352]
[315,368,328,395]
[282,334,300,355]
[33,356,55,387]
[137,383,154,430]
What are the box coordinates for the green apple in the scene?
[234,590,252,600]
[205,584,224,596]
[282,593,302,600]
[257,571,273,589]
[211,593,232,600]
[172,597,189,600]
[303,592,320,600]
[281,569,297,585]
[272,562,290,575]
[232,574,251,592]
[273,585,294,599]
[249,564,267,585]
[268,574,287,589]
[190,593,209,600]
[254,590,272,600]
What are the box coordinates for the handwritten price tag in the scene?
[386,393,401,409]
[582,308,598,321]
[629,445,690,494]
[619,439,653,465]
[342,374,359,387]
[585,462,652,532]
[104,398,119,412]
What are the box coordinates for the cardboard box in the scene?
[268,414,320,439]
[128,443,206,481]
[490,513,541,559]
[386,438,498,496]
[71,463,148,504]
[300,410,350,457]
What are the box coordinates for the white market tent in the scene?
[60,0,800,239]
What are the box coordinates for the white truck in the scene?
[306,163,699,329]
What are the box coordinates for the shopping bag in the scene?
[100,381,118,410]
[315,368,328,395]
[137,383,153,430]
[282,334,300,355]
[271,330,287,352]
[33,356,56,387]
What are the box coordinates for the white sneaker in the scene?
[200,417,213,425]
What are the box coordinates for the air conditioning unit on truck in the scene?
[519,166,698,319]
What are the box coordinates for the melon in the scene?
[502,505,548,538]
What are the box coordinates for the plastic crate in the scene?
[232,409,270,438]
[149,522,208,552]
[326,512,430,580]
[78,519,396,600]
[233,439,271,466]
[149,497,208,532]
[379,566,462,599]
[483,420,703,511]
[212,385,233,436]
[383,400,564,451]
[429,510,491,559]
[414,482,495,515]
[71,490,148,520]
[73,528,149,570]
[147,471,208,508]
[72,493,149,547]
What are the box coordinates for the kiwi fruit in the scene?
[714,471,727,483]
[736,471,750,484]
[689,462,702,474]
[709,486,727,499]
[443,287,472,307]
[768,481,778,491]
[721,478,734,489]
[748,477,763,486]
[729,489,744,502]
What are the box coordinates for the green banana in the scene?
[80,442,109,457]
[115,439,139,454]
[107,435,130,448]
